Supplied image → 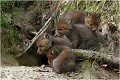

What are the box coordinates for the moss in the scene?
[74,49,82,55]
[1,1,24,65]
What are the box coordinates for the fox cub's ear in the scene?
[65,19,73,30]
[96,13,101,18]
[44,33,51,39]
[65,19,71,24]
[51,49,59,55]
[86,12,91,18]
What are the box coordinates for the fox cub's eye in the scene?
[90,23,93,26]
[39,45,44,48]
[51,51,55,54]
[51,50,58,55]
[59,28,64,31]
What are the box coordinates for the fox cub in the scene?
[47,45,75,74]
[60,10,101,31]
[55,19,99,50]
[36,33,72,54]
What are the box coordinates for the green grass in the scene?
[61,1,119,78]
[1,1,119,67]
[1,1,23,56]
[61,1,119,23]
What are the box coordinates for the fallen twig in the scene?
[73,49,119,68]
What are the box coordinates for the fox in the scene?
[46,45,75,74]
[36,33,72,55]
[55,19,99,50]
[60,10,101,31]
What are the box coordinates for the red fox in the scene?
[47,45,75,74]
[36,33,72,54]
[60,10,101,31]
[55,19,99,50]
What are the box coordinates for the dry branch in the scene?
[73,49,119,68]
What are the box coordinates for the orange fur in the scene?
[47,45,75,73]
[61,10,101,31]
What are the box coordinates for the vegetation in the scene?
[1,0,119,67]
[1,1,23,58]
[62,1,119,23]
[1,1,119,79]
